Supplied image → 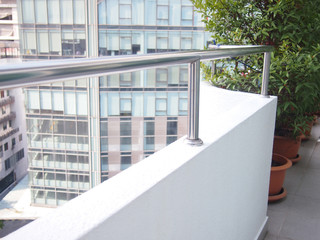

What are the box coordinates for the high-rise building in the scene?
[0,89,28,199]
[0,0,19,61]
[17,0,210,206]
[0,0,28,199]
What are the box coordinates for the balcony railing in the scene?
[0,95,14,108]
[0,46,276,240]
[0,127,19,142]
[0,111,15,125]
[0,45,273,146]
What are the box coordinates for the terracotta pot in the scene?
[273,135,301,162]
[300,121,313,140]
[269,154,292,196]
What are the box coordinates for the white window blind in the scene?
[61,0,73,24]
[77,92,88,116]
[108,93,120,116]
[52,91,64,111]
[49,31,61,52]
[74,0,85,24]
[144,93,155,117]
[40,91,52,109]
[28,90,40,109]
[35,0,48,24]
[48,0,60,24]
[64,92,76,115]
[38,32,49,53]
[107,32,119,50]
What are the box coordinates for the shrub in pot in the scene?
[192,0,320,162]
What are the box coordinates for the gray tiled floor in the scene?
[265,118,320,240]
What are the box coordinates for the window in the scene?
[167,136,177,145]
[101,138,108,152]
[65,121,76,135]
[19,134,23,142]
[120,137,131,151]
[144,137,154,150]
[4,142,8,151]
[100,121,108,136]
[101,156,108,171]
[49,30,62,55]
[167,121,177,135]
[77,121,88,135]
[180,67,188,86]
[121,156,131,170]
[144,122,155,136]
[120,98,132,116]
[37,30,49,54]
[3,122,7,131]
[22,0,35,23]
[17,149,24,161]
[62,30,74,56]
[181,6,193,25]
[24,30,37,54]
[120,73,131,86]
[35,0,47,24]
[181,6,193,20]
[179,97,188,116]
[0,91,4,98]
[157,5,168,25]
[12,138,16,147]
[120,36,131,55]
[5,159,10,170]
[74,31,86,56]
[156,69,168,86]
[156,94,167,116]
[0,145,2,156]
[120,122,131,136]
[48,0,60,24]
[119,4,131,25]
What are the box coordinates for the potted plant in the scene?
[192,0,320,163]
[269,153,292,202]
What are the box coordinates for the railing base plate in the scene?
[184,138,203,146]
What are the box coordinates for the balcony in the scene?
[0,111,15,125]
[0,47,276,239]
[0,126,18,142]
[0,95,14,108]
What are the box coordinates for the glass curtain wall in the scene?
[20,0,210,206]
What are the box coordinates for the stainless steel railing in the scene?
[0,45,273,146]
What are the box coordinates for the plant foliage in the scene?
[192,0,320,138]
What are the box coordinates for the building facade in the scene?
[0,0,27,199]
[18,0,210,206]
[0,0,19,61]
[0,88,28,199]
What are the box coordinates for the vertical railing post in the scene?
[261,52,271,97]
[185,59,203,146]
[211,60,216,78]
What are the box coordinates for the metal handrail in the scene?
[0,45,273,146]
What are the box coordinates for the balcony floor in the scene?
[266,118,320,240]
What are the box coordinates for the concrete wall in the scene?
[5,83,277,240]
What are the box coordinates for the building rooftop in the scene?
[266,118,320,240]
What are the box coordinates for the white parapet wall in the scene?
[5,83,277,240]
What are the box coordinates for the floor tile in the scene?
[279,213,320,240]
[266,209,287,236]
[266,121,320,240]
[295,169,320,200]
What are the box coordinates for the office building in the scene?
[17,0,210,206]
